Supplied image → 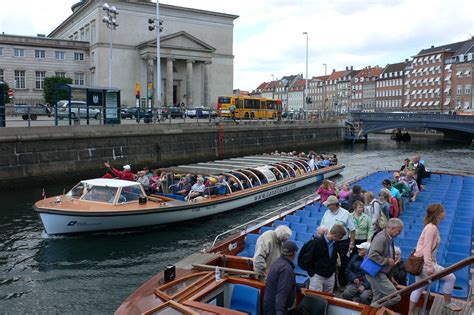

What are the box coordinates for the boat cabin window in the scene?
[82,186,118,203]
[118,185,143,203]
[67,182,86,199]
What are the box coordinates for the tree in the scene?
[0,82,11,105]
[43,77,73,106]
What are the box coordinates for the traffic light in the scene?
[148,18,163,32]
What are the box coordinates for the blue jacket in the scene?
[345,254,371,289]
[263,256,296,315]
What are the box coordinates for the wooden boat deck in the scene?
[175,253,218,270]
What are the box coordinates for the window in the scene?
[55,51,65,60]
[74,72,85,85]
[14,48,25,57]
[85,25,90,41]
[0,69,3,81]
[465,85,471,95]
[35,50,45,59]
[35,71,46,89]
[55,72,66,78]
[74,52,84,61]
[80,28,85,41]
[14,70,26,89]
[0,47,3,56]
[73,32,78,41]
[91,20,96,43]
[456,85,462,95]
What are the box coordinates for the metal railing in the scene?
[351,111,474,123]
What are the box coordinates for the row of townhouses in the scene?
[253,38,474,113]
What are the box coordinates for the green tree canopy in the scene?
[43,77,73,106]
[1,82,11,105]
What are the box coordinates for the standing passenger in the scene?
[316,180,335,205]
[351,201,372,255]
[263,241,298,315]
[408,204,462,314]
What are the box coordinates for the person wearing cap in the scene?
[308,224,346,293]
[253,225,293,278]
[342,241,373,305]
[263,240,298,315]
[320,195,356,287]
[103,162,135,181]
[392,172,410,213]
[204,177,218,196]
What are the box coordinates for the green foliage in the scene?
[0,82,10,105]
[43,77,73,105]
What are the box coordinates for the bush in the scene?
[43,77,73,105]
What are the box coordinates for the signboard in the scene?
[135,83,140,97]
[104,91,120,124]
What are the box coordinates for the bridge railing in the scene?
[350,111,474,123]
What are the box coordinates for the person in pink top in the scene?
[408,204,462,314]
[338,183,351,201]
[316,179,335,204]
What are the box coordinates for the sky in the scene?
[1,0,473,91]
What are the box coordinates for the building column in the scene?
[203,61,211,108]
[166,58,174,106]
[186,60,194,107]
[146,57,154,110]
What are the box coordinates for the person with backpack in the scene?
[299,224,346,293]
[364,191,386,239]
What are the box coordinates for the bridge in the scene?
[349,112,474,142]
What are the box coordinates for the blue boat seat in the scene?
[259,226,273,234]
[285,215,301,224]
[230,284,260,315]
[296,232,313,242]
[296,210,310,218]
[290,223,308,234]
[273,220,290,228]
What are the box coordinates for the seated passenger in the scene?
[136,171,150,193]
[330,154,338,165]
[204,177,218,196]
[175,177,192,196]
[388,246,407,286]
[308,155,316,171]
[187,177,205,200]
[342,242,372,305]
[216,175,228,195]
[322,157,331,167]
[401,171,420,202]
[149,170,161,194]
[228,177,241,192]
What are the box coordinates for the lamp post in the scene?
[102,3,119,88]
[271,74,275,82]
[323,63,327,76]
[147,2,163,116]
[303,32,308,111]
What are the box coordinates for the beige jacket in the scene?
[253,230,282,275]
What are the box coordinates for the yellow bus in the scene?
[217,96,282,120]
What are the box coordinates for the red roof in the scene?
[354,67,384,79]
[311,75,329,81]
[327,70,345,81]
[256,82,269,90]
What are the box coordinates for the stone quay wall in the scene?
[0,121,343,189]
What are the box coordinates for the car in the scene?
[168,106,185,118]
[185,106,213,118]
[56,100,102,120]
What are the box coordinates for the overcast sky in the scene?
[1,0,473,90]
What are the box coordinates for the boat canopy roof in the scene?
[81,178,140,188]
[160,155,307,175]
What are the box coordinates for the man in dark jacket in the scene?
[342,242,372,304]
[308,224,346,293]
[263,240,298,315]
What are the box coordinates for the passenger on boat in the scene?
[342,241,373,305]
[307,224,346,293]
[216,176,228,195]
[388,246,407,286]
[228,177,241,192]
[400,158,411,175]
[204,177,218,196]
[253,225,293,278]
[136,171,150,193]
[364,192,383,237]
[411,154,428,189]
[320,195,356,286]
[330,154,338,165]
[347,185,364,211]
[382,179,401,203]
[103,162,135,181]
[186,177,205,200]
[392,172,410,212]
[149,170,162,194]
[316,180,336,205]
[315,155,324,168]
[366,218,404,308]
[338,183,351,205]
[401,171,420,202]
[175,177,192,196]
[322,156,331,167]
[379,189,398,218]
[307,155,316,171]
[142,166,153,180]
[408,204,462,314]
[350,201,372,256]
[263,240,298,315]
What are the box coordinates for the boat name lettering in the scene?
[67,220,102,227]
[253,184,297,201]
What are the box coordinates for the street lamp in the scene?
[148,1,164,116]
[303,32,308,111]
[102,3,119,88]
[323,63,327,76]
[271,74,275,82]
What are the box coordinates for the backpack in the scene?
[370,200,387,230]
[297,236,317,272]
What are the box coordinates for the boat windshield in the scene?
[118,185,143,203]
[67,182,87,199]
[81,186,118,203]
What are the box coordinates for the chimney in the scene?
[431,45,434,48]
[346,66,349,71]
[351,66,353,70]
[332,69,336,73]
[37,34,46,38]
[405,58,409,62]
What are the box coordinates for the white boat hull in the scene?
[37,167,343,234]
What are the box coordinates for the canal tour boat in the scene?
[115,169,474,315]
[34,155,344,235]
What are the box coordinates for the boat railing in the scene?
[209,193,319,248]
[374,255,474,310]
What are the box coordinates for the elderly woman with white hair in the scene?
[388,246,407,286]
[253,225,292,278]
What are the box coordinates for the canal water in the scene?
[0,135,472,314]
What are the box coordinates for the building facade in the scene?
[48,0,238,108]
[449,53,473,112]
[351,66,383,112]
[375,62,406,112]
[287,79,305,111]
[0,34,90,104]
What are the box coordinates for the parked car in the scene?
[168,106,185,118]
[56,100,101,120]
[185,106,213,118]
[14,103,51,120]
[120,107,150,119]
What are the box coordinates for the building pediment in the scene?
[137,31,215,53]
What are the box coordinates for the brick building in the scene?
[307,75,328,112]
[375,61,407,112]
[351,66,383,111]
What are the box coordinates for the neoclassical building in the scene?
[47,0,238,108]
